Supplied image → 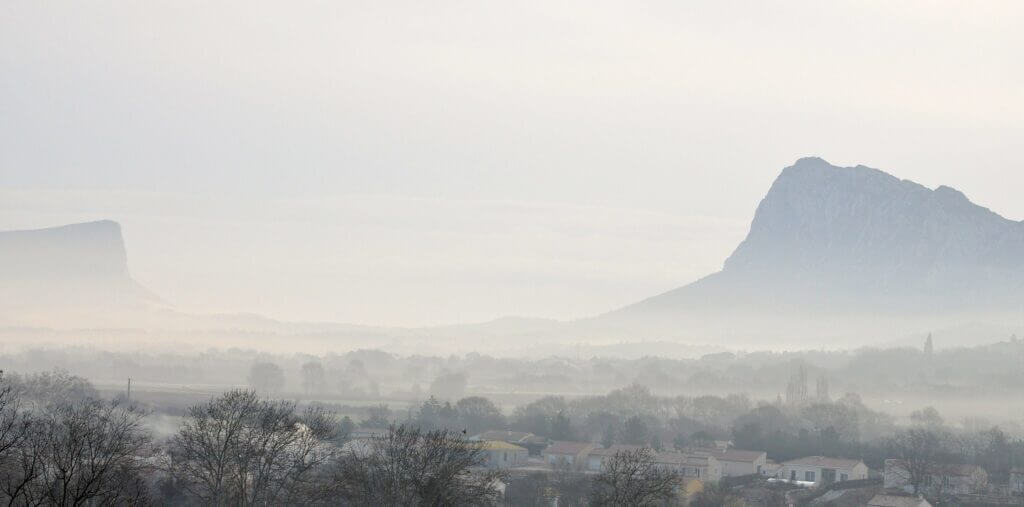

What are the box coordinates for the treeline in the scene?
[0,371,754,506]
[390,385,894,453]
[0,371,508,506]
[384,384,1024,475]
[0,370,753,506]
[3,369,1022,505]
[5,337,1024,404]
[0,371,152,505]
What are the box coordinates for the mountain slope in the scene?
[593,158,1024,345]
[0,220,159,325]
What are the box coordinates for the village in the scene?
[401,428,1024,506]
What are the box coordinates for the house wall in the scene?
[720,455,767,477]
[544,453,581,469]
[849,463,869,480]
[884,462,983,496]
[1011,472,1024,494]
[679,459,722,482]
[781,463,865,484]
[485,448,528,469]
[704,458,723,482]
[781,464,825,483]
[943,470,985,495]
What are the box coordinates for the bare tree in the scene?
[1,398,152,506]
[300,362,327,397]
[0,372,36,505]
[428,372,467,401]
[454,396,503,435]
[247,363,286,395]
[0,371,152,507]
[166,390,337,506]
[331,424,505,506]
[0,373,29,464]
[362,403,391,428]
[589,448,680,507]
[6,370,99,410]
[889,428,941,495]
[690,482,743,507]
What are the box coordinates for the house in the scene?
[586,445,645,472]
[653,451,723,482]
[867,493,933,507]
[712,440,733,450]
[470,430,534,444]
[883,459,988,496]
[699,448,767,477]
[1010,467,1024,496]
[761,461,783,478]
[471,430,548,455]
[479,441,529,469]
[778,456,868,485]
[542,441,596,470]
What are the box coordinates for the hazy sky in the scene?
[2,1,1022,326]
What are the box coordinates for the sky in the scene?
[2,1,1023,326]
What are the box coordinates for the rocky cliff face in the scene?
[1,220,131,281]
[598,158,1024,344]
[0,221,156,319]
[726,157,1024,288]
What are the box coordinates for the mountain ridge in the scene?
[3,159,1022,350]
[599,158,1024,345]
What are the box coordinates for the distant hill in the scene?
[590,158,1024,346]
[3,160,1021,351]
[0,220,159,326]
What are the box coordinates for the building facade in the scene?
[701,448,767,477]
[779,456,868,485]
[480,441,529,469]
[883,459,988,497]
[541,441,596,470]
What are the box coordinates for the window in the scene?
[696,468,701,478]
[790,470,797,481]
[805,471,815,482]
[840,473,848,482]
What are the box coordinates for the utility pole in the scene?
[127,378,131,404]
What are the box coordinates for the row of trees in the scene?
[0,371,512,506]
[0,370,759,506]
[6,366,1022,505]
[385,384,894,459]
[249,361,469,401]
[162,390,509,506]
[887,425,1024,493]
[12,340,1024,412]
[374,383,1022,483]
[505,447,746,507]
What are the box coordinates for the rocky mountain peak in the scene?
[722,158,1023,282]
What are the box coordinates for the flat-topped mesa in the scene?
[0,221,161,320]
[0,220,131,281]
